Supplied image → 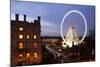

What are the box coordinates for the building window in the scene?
[19,54,23,57]
[19,27,23,31]
[27,35,29,39]
[19,42,24,49]
[33,42,38,48]
[34,35,36,39]
[34,52,38,58]
[92,49,95,55]
[19,35,23,39]
[26,53,30,58]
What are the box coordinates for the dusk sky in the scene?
[11,0,95,37]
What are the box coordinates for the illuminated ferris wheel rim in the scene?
[60,10,87,44]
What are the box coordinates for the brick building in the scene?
[11,14,42,66]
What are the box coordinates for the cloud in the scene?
[41,21,60,36]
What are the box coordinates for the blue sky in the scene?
[11,0,95,37]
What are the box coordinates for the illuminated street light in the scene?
[62,41,67,48]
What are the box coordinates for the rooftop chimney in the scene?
[15,14,19,21]
[24,15,26,22]
[38,16,40,22]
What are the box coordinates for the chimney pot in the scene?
[16,14,19,21]
[38,16,40,21]
[24,15,26,22]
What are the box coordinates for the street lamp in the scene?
[62,41,67,48]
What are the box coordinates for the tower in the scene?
[63,26,79,47]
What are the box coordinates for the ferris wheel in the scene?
[60,10,87,47]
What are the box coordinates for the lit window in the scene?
[19,42,23,49]
[19,54,23,57]
[26,53,30,58]
[27,35,29,39]
[34,35,36,39]
[33,42,38,48]
[19,35,23,39]
[19,27,23,31]
[34,52,38,58]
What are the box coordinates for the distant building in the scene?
[41,36,62,46]
[42,36,61,43]
[89,29,95,40]
[11,14,42,66]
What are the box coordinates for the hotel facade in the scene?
[11,14,42,66]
